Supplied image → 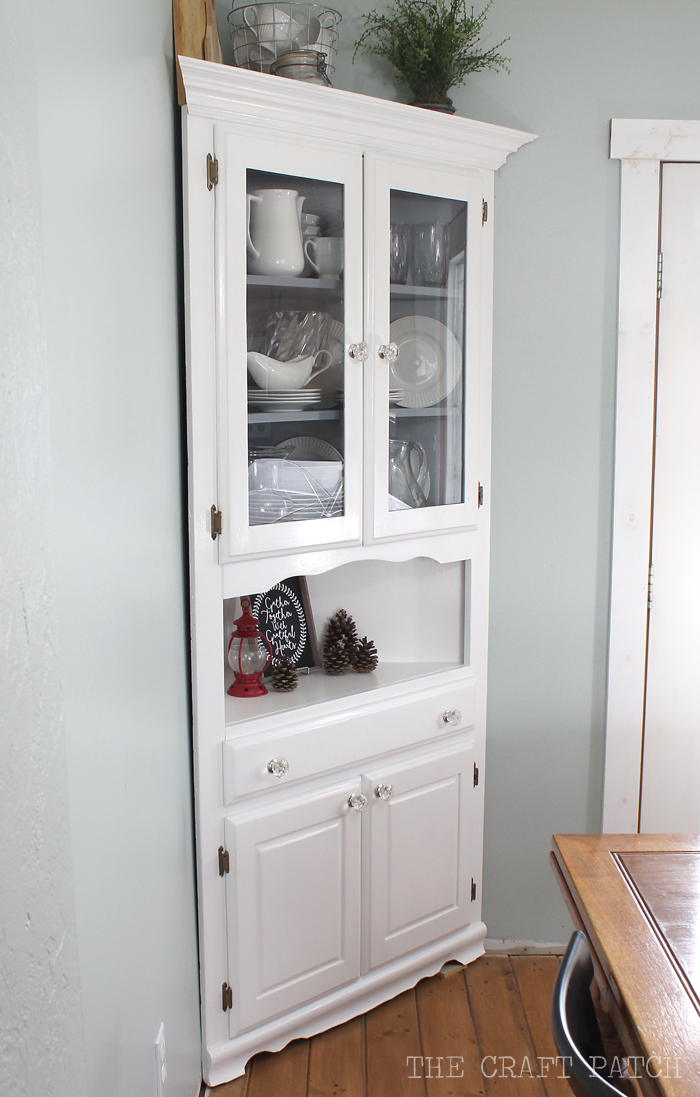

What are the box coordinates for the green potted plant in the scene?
[353,0,509,112]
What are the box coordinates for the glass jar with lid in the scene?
[270,49,331,85]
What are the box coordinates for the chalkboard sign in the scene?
[251,576,321,674]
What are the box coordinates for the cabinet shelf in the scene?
[224,660,462,729]
[390,284,449,298]
[247,274,342,292]
[248,408,341,423]
[390,406,457,418]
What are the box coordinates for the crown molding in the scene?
[610,118,700,161]
[180,57,536,171]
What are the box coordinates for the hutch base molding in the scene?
[207,921,486,1085]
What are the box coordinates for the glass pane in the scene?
[246,169,345,526]
[388,190,466,511]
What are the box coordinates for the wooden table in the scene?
[551,834,700,1097]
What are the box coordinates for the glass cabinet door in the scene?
[366,157,483,541]
[214,128,363,562]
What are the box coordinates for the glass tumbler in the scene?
[411,222,449,287]
[389,223,411,284]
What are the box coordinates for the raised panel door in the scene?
[362,739,475,971]
[224,778,361,1033]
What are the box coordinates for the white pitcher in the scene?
[247,189,305,276]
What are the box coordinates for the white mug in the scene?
[304,236,343,278]
[243,4,304,46]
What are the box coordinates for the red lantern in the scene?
[227,597,273,697]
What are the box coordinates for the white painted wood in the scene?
[225,777,361,1032]
[205,919,486,1085]
[639,164,700,832]
[218,530,477,597]
[363,739,475,971]
[224,662,467,731]
[602,157,659,833]
[182,111,233,1057]
[604,120,700,832]
[180,59,531,1085]
[610,118,700,161]
[222,678,476,801]
[179,59,536,173]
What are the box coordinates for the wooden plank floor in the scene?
[207,955,574,1097]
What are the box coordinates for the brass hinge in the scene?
[482,200,488,225]
[471,878,477,901]
[218,846,230,876]
[478,483,484,507]
[207,153,219,191]
[648,563,654,609]
[211,504,222,539]
[473,763,479,787]
[657,252,663,299]
[222,982,233,1011]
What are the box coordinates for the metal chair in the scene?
[551,931,627,1097]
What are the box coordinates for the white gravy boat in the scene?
[247,349,333,390]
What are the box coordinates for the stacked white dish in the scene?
[248,387,322,411]
[248,456,343,524]
[332,389,403,406]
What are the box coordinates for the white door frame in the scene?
[603,120,700,832]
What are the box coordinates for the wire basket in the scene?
[228,3,340,78]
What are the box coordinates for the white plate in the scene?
[277,436,343,462]
[248,388,322,398]
[388,315,462,408]
[249,399,322,411]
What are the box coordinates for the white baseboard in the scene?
[484,938,566,955]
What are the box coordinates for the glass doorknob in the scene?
[375,784,394,800]
[348,793,367,811]
[442,710,462,726]
[349,342,368,361]
[267,758,290,778]
[378,343,399,362]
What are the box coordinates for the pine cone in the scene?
[270,657,298,692]
[351,637,378,673]
[323,609,357,657]
[323,640,351,675]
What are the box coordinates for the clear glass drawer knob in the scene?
[375,784,394,800]
[378,342,399,362]
[349,342,368,361]
[442,709,462,726]
[267,758,289,778]
[348,793,367,812]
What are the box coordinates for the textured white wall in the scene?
[33,0,202,1089]
[0,1,200,1095]
[0,4,86,1095]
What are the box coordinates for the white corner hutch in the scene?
[179,56,534,1086]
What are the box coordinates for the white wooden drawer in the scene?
[222,679,476,802]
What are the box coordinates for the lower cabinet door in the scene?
[363,739,475,971]
[224,778,362,1033]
